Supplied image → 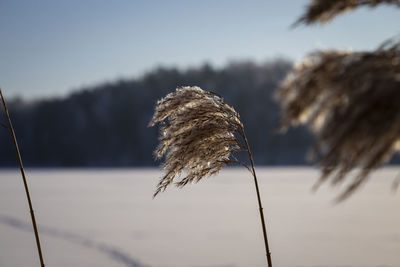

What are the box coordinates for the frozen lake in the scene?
[1,168,400,267]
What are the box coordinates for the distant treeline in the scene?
[1,59,319,167]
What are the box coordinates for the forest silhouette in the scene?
[1,59,398,167]
[0,59,313,167]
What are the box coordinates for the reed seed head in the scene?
[277,41,400,200]
[295,0,400,25]
[149,86,245,197]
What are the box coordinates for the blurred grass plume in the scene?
[295,0,400,25]
[280,0,400,201]
[277,41,400,200]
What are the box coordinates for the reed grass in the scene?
[0,88,45,267]
[277,41,400,201]
[149,86,273,266]
[280,0,400,200]
[294,0,400,25]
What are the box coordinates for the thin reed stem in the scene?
[0,89,45,267]
[241,129,273,267]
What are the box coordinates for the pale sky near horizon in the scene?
[1,0,399,100]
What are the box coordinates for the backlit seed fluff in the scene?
[149,86,246,197]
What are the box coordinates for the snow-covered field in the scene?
[1,168,400,267]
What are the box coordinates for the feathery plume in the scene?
[277,41,400,200]
[295,0,400,25]
[150,86,273,266]
[149,86,245,197]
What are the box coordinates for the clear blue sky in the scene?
[1,0,399,99]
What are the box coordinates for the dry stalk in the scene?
[0,89,45,266]
[149,86,273,266]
